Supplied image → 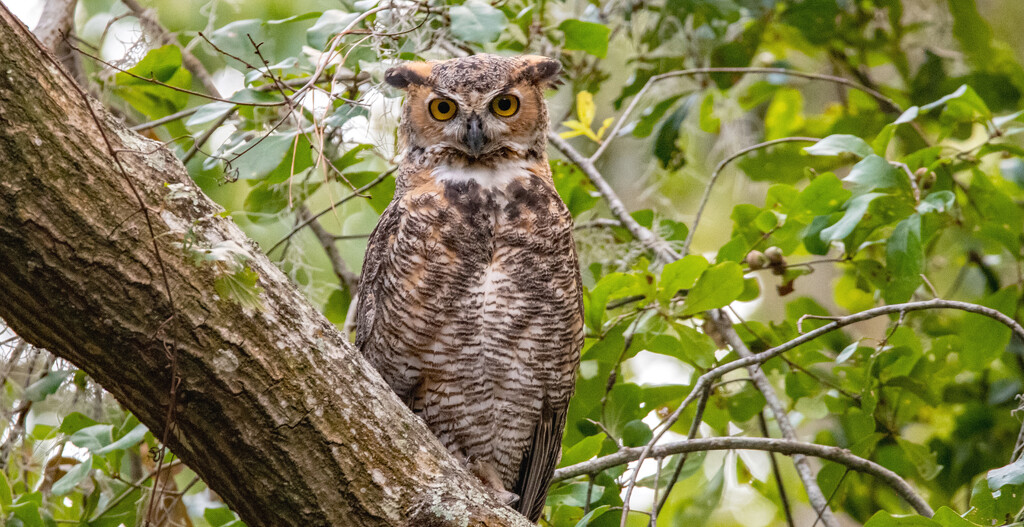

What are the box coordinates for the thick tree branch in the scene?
[0,7,530,526]
[551,436,933,517]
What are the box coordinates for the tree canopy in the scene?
[1,0,1024,526]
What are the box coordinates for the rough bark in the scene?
[0,7,531,527]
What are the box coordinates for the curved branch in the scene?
[551,436,933,517]
[590,67,901,163]
[681,137,820,256]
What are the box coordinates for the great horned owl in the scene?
[354,54,583,522]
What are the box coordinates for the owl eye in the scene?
[490,94,519,117]
[429,98,457,121]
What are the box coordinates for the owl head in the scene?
[385,54,561,164]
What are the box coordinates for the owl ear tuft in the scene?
[521,56,562,88]
[384,62,434,90]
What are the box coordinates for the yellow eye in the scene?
[491,94,519,117]
[429,98,457,121]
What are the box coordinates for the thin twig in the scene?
[551,436,933,516]
[122,0,221,97]
[297,204,360,294]
[682,137,819,256]
[267,168,396,256]
[759,412,795,527]
[88,460,183,522]
[549,133,680,263]
[590,67,900,163]
[710,309,839,527]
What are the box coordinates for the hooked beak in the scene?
[465,115,487,156]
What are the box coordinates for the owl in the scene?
[354,54,583,522]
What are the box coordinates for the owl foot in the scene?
[468,459,520,506]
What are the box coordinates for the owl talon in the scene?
[468,459,519,506]
[496,489,520,506]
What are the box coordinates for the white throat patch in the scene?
[431,160,530,190]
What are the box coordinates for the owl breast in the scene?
[357,160,582,491]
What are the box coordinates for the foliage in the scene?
[3,0,1024,526]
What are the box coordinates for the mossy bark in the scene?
[0,7,532,527]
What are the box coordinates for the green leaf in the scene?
[987,456,1024,490]
[681,262,745,315]
[961,287,1017,370]
[845,155,902,196]
[948,0,995,68]
[573,505,610,527]
[896,438,942,480]
[932,507,982,527]
[0,470,11,508]
[699,92,721,133]
[791,173,851,221]
[632,95,684,138]
[559,433,605,467]
[9,494,44,527]
[835,341,864,364]
[185,101,236,127]
[884,214,923,303]
[653,96,693,169]
[59,411,99,435]
[22,370,72,402]
[114,45,192,119]
[658,255,709,302]
[205,506,243,527]
[231,132,299,181]
[450,0,508,43]
[51,456,93,496]
[621,420,653,447]
[94,423,148,455]
[307,10,359,48]
[215,267,265,311]
[764,88,805,139]
[69,424,113,452]
[820,193,884,242]
[864,510,940,527]
[558,20,610,58]
[726,384,767,423]
[917,191,955,214]
[804,134,873,158]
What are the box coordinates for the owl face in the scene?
[385,55,561,163]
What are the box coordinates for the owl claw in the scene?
[496,489,520,506]
[468,458,519,506]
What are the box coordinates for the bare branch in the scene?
[297,204,360,294]
[682,137,819,256]
[590,67,900,163]
[548,132,680,263]
[551,436,933,517]
[709,309,840,527]
[121,0,222,97]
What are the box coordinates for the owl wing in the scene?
[354,197,403,353]
[514,399,568,522]
[511,202,583,523]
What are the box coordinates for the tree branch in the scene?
[551,436,933,517]
[121,0,222,97]
[548,132,680,263]
[681,137,820,256]
[590,67,900,163]
[709,309,840,527]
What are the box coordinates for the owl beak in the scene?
[465,115,488,156]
